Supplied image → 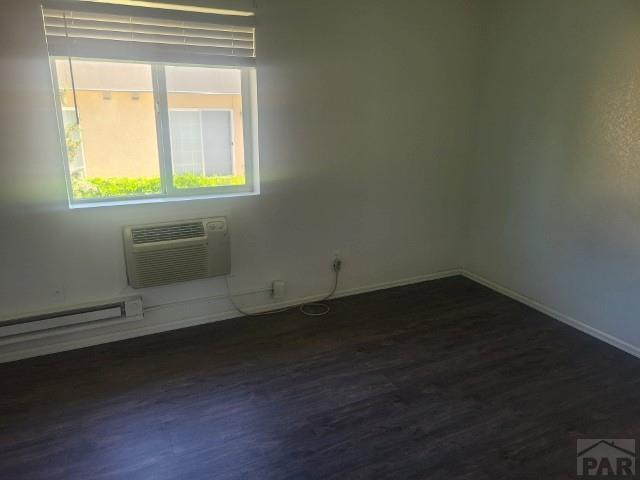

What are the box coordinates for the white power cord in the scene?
[226,259,341,317]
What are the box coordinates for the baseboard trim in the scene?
[0,269,461,364]
[333,269,462,300]
[5,269,640,363]
[461,269,640,360]
[7,269,638,364]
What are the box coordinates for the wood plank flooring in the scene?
[1,276,640,479]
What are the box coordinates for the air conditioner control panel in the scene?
[206,219,227,232]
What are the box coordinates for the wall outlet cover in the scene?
[272,280,286,299]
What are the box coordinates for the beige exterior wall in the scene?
[62,90,244,178]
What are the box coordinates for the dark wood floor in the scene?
[1,276,640,479]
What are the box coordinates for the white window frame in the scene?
[50,59,259,207]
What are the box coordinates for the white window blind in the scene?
[42,0,256,66]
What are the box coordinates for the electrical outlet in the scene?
[272,280,286,299]
[332,257,342,272]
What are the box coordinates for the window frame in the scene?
[50,57,258,207]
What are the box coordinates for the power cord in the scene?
[226,259,342,317]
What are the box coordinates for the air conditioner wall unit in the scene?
[123,217,230,289]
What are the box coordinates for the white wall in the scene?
[465,0,640,348]
[5,0,639,361]
[0,0,479,358]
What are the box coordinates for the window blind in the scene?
[42,0,256,66]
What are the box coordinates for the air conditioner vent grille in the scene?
[131,222,205,244]
[133,245,209,287]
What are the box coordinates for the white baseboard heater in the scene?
[0,296,143,338]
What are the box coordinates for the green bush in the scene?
[72,174,245,199]
[173,173,245,189]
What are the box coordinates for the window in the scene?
[43,2,258,205]
[166,65,243,185]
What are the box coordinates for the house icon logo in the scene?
[577,439,636,477]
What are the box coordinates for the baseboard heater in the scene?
[0,296,143,338]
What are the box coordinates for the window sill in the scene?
[69,190,260,209]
